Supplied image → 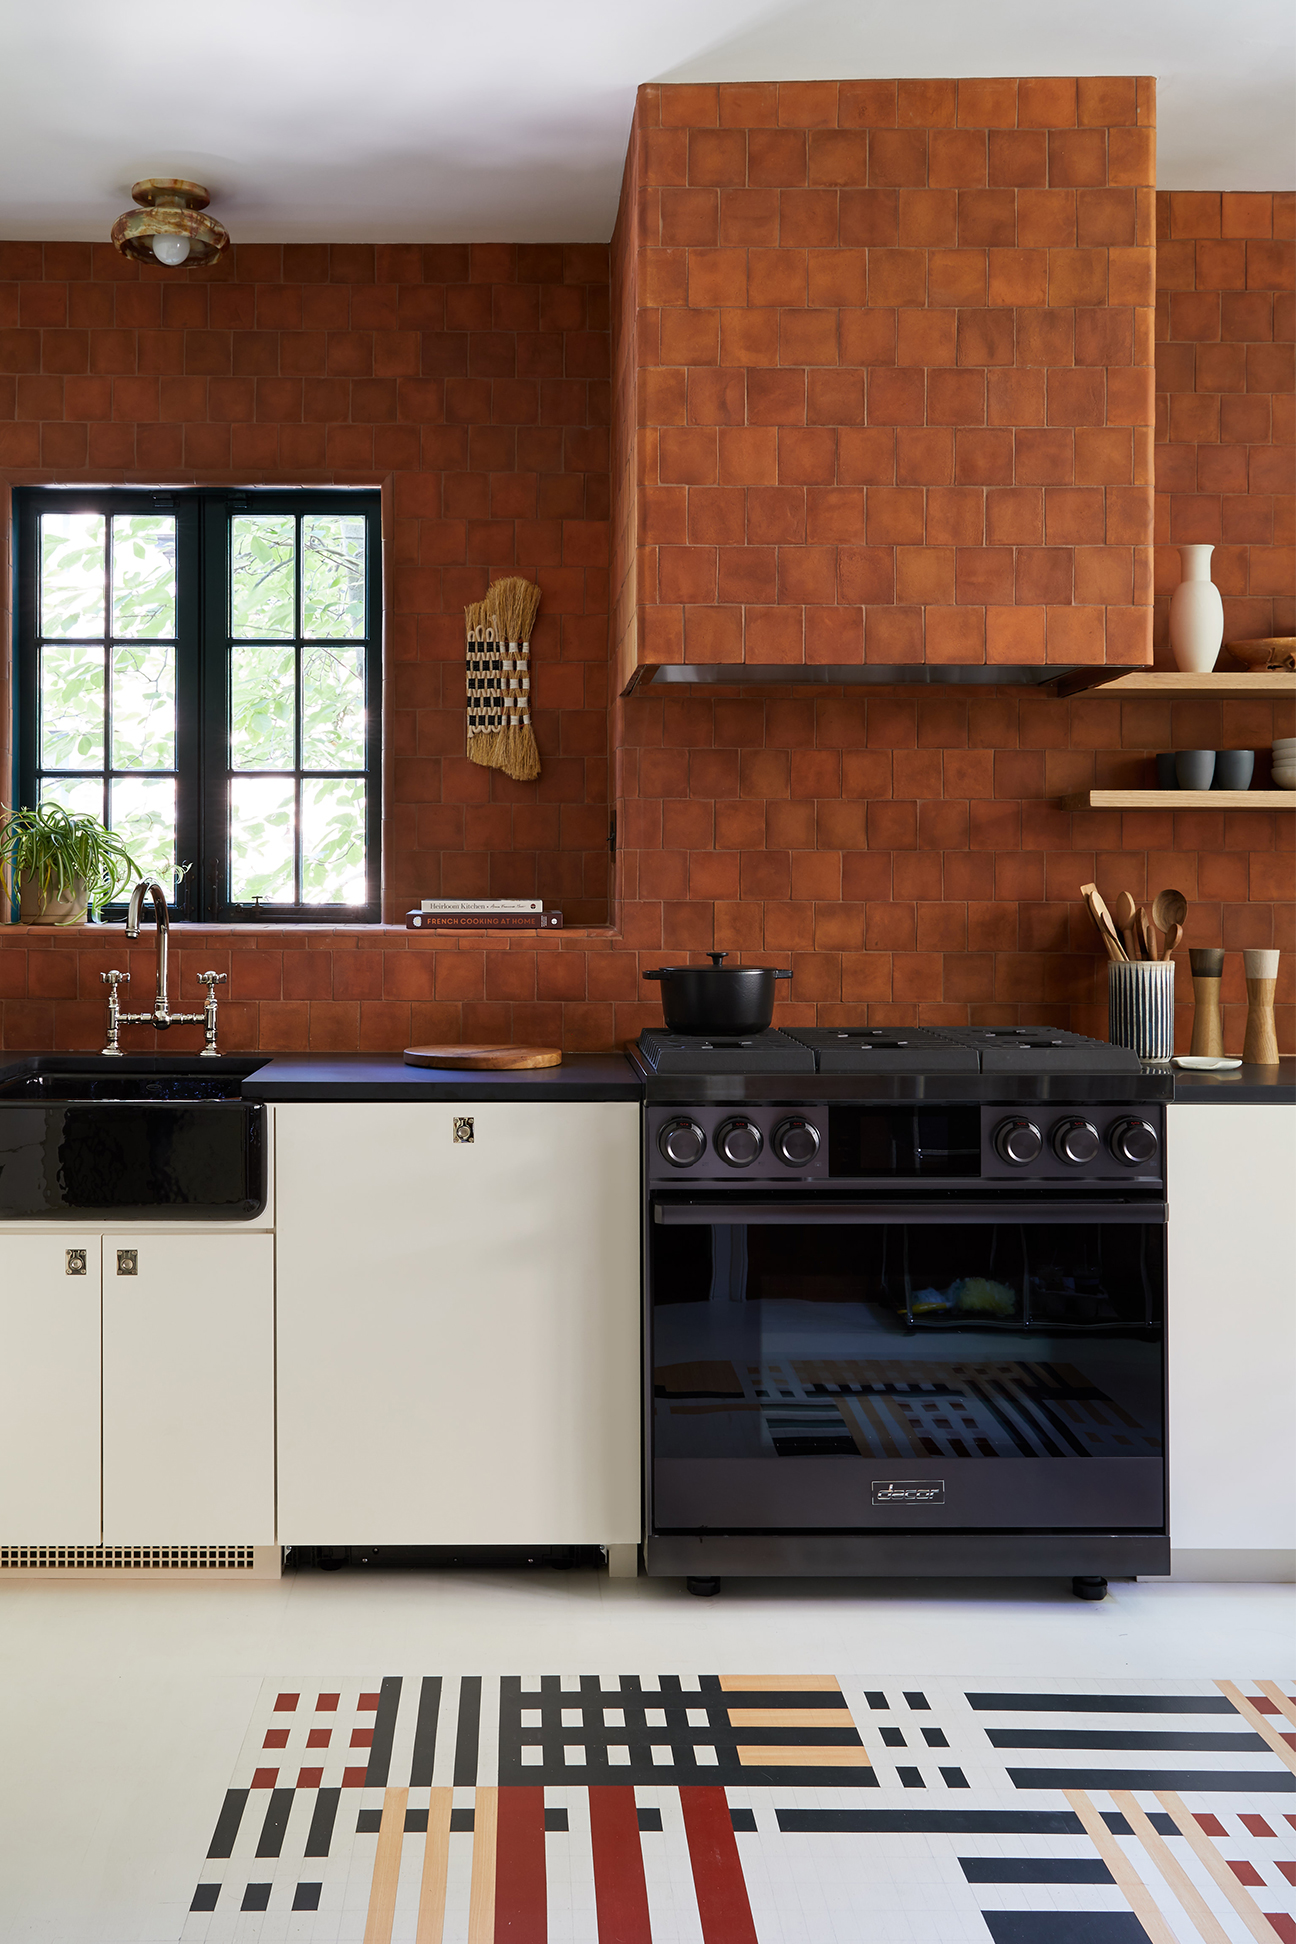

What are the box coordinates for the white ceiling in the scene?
[3,0,1292,245]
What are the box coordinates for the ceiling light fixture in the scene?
[111,179,229,269]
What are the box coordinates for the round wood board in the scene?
[403,1044,563,1070]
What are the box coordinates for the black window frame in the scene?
[13,485,383,925]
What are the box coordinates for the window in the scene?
[14,487,382,922]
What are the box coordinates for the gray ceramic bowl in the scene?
[1176,749,1216,790]
[1213,749,1254,790]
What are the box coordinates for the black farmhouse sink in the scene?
[0,1057,268,1219]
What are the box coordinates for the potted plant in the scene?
[1,802,141,925]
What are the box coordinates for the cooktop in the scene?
[633,1024,1143,1077]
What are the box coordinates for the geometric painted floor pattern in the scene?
[182,1675,1296,1943]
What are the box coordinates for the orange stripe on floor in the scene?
[363,1786,407,1944]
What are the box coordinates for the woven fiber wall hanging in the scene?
[463,576,542,783]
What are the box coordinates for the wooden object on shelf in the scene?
[1223,637,1295,671]
[1188,949,1225,1058]
[1060,789,1295,810]
[403,1044,563,1070]
[1053,669,1296,699]
[1242,951,1281,1067]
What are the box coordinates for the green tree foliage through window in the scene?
[16,489,381,922]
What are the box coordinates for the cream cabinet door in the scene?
[0,1234,101,1543]
[101,1233,275,1544]
[275,1102,641,1545]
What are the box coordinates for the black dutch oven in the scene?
[642,951,792,1034]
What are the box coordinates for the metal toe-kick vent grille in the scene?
[1,1545,258,1573]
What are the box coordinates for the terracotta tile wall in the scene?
[0,239,613,923]
[618,77,1157,676]
[2,680,1290,1056]
[1154,191,1295,654]
[1,137,1293,1062]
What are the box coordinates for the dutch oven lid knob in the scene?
[708,952,727,967]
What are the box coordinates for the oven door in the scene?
[649,1196,1165,1536]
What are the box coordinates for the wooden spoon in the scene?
[1152,888,1188,944]
[1113,890,1141,961]
[1080,883,1127,962]
[1138,907,1157,960]
[1163,921,1184,957]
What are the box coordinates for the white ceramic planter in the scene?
[1169,544,1224,673]
[17,871,87,924]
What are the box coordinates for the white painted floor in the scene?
[0,1564,1291,1943]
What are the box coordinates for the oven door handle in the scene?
[653,1200,1166,1226]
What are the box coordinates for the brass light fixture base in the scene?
[111,179,229,266]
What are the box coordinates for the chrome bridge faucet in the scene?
[101,880,227,1058]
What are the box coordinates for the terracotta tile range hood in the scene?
[611,77,1157,697]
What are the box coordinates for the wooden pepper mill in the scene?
[1242,949,1280,1065]
[1188,948,1225,1057]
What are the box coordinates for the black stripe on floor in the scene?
[304,1787,340,1858]
[454,1677,482,1786]
[364,1675,402,1787]
[988,1729,1266,1751]
[776,1810,1086,1834]
[961,1858,1115,1883]
[967,1692,1234,1713]
[206,1788,247,1859]
[981,1918,1153,1943]
[409,1675,441,1788]
[255,1787,295,1857]
[1008,1767,1294,1792]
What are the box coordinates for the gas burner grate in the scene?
[635,1028,817,1075]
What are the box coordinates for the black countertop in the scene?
[241,1050,642,1101]
[1161,1057,1296,1104]
[0,1048,1290,1103]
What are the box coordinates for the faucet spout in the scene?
[125,880,171,1019]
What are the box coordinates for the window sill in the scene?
[2,919,621,943]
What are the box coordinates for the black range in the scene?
[628,1024,1171,1601]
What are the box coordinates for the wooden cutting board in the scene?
[403,1044,563,1070]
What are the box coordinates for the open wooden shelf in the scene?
[1061,789,1295,811]
[1054,670,1296,699]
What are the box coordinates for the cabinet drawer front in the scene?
[0,1235,101,1543]
[275,1102,641,1544]
[102,1234,275,1545]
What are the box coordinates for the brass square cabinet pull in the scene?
[453,1117,474,1144]
[116,1249,138,1276]
[65,1249,87,1276]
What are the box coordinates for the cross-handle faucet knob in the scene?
[196,970,227,1058]
[101,969,130,986]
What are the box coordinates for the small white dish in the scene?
[1172,1055,1243,1070]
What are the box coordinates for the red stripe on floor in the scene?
[495,1786,546,1941]
[589,1787,651,1944]
[680,1787,758,1944]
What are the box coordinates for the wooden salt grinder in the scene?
[1242,948,1280,1066]
[1188,948,1225,1057]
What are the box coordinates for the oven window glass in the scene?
[650,1214,1164,1532]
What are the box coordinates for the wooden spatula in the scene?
[1080,883,1127,962]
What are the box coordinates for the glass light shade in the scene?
[152,232,191,266]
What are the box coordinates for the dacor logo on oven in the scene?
[872,1480,946,1505]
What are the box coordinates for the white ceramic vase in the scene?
[1168,544,1224,673]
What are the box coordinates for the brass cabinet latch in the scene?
[65,1249,87,1276]
[116,1249,138,1276]
[453,1117,475,1144]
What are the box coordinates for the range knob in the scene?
[773,1117,820,1166]
[715,1117,763,1168]
[993,1117,1042,1165]
[658,1117,707,1168]
[1053,1117,1100,1165]
[1109,1117,1158,1166]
